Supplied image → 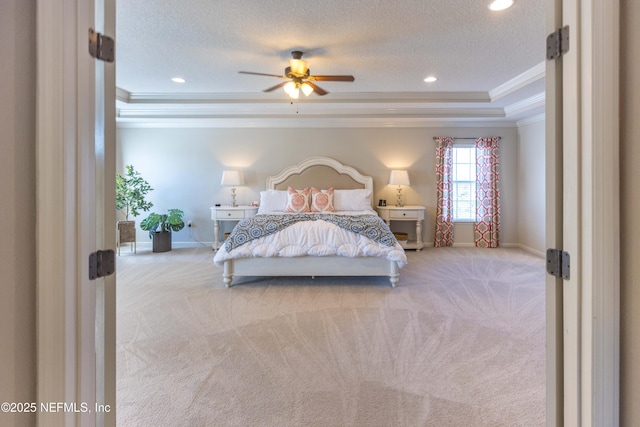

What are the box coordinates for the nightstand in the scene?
[210,206,259,250]
[376,205,425,251]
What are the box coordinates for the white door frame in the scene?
[545,0,564,423]
[94,1,117,426]
[575,0,620,424]
[36,0,116,426]
[546,0,620,425]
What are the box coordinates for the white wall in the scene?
[117,126,519,247]
[517,117,546,255]
[0,1,37,426]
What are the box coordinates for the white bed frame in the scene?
[222,156,400,287]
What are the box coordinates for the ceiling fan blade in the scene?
[239,71,286,78]
[263,81,288,92]
[309,75,355,82]
[304,81,328,96]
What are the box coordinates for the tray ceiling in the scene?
[115,0,546,127]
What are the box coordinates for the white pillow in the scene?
[258,190,288,213]
[333,189,373,211]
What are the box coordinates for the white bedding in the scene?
[213,211,408,268]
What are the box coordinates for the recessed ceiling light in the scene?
[171,77,186,83]
[489,0,514,11]
[424,76,438,83]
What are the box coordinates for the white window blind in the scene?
[452,146,476,221]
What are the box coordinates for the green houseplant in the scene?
[140,209,185,253]
[116,165,154,221]
[115,165,153,254]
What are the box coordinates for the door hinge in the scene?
[546,248,570,280]
[547,25,570,60]
[89,249,115,280]
[89,28,115,63]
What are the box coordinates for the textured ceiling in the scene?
[115,0,547,126]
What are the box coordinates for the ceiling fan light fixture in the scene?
[239,50,354,97]
[301,82,314,96]
[284,81,300,99]
[289,59,309,77]
[489,0,514,11]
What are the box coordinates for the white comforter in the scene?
[213,211,408,268]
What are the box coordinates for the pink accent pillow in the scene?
[285,186,311,213]
[311,187,335,212]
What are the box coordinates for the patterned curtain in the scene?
[434,137,454,247]
[474,137,501,248]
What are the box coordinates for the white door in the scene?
[546,0,620,425]
[36,0,116,426]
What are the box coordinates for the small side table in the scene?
[210,206,259,250]
[116,220,136,255]
[376,205,425,251]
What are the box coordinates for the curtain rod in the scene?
[432,137,501,140]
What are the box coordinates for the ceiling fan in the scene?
[239,51,354,98]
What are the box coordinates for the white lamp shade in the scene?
[283,81,299,99]
[220,170,244,186]
[389,170,410,186]
[300,82,314,96]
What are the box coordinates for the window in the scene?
[452,146,476,221]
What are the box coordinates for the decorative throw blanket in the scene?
[224,213,398,252]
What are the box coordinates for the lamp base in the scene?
[395,186,405,207]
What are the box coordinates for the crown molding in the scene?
[116,107,506,119]
[504,92,545,117]
[116,87,131,103]
[516,113,545,127]
[116,116,518,129]
[118,91,492,105]
[489,62,546,102]
[114,64,546,128]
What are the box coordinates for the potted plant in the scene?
[116,165,154,220]
[140,209,185,253]
[115,165,153,254]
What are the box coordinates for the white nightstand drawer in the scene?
[390,210,419,220]
[216,210,245,220]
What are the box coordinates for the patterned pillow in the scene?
[284,186,311,213]
[311,187,335,212]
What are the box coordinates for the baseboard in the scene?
[515,244,545,258]
[130,241,213,250]
[447,242,545,258]
[173,241,214,249]
[132,240,544,257]
[451,242,476,248]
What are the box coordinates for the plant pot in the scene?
[152,231,172,253]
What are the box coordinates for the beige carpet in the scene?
[116,246,545,426]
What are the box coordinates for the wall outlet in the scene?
[187,220,192,228]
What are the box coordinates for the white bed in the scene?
[213,157,407,287]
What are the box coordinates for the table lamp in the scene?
[220,170,243,207]
[389,170,410,207]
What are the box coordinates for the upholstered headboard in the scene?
[266,157,373,193]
